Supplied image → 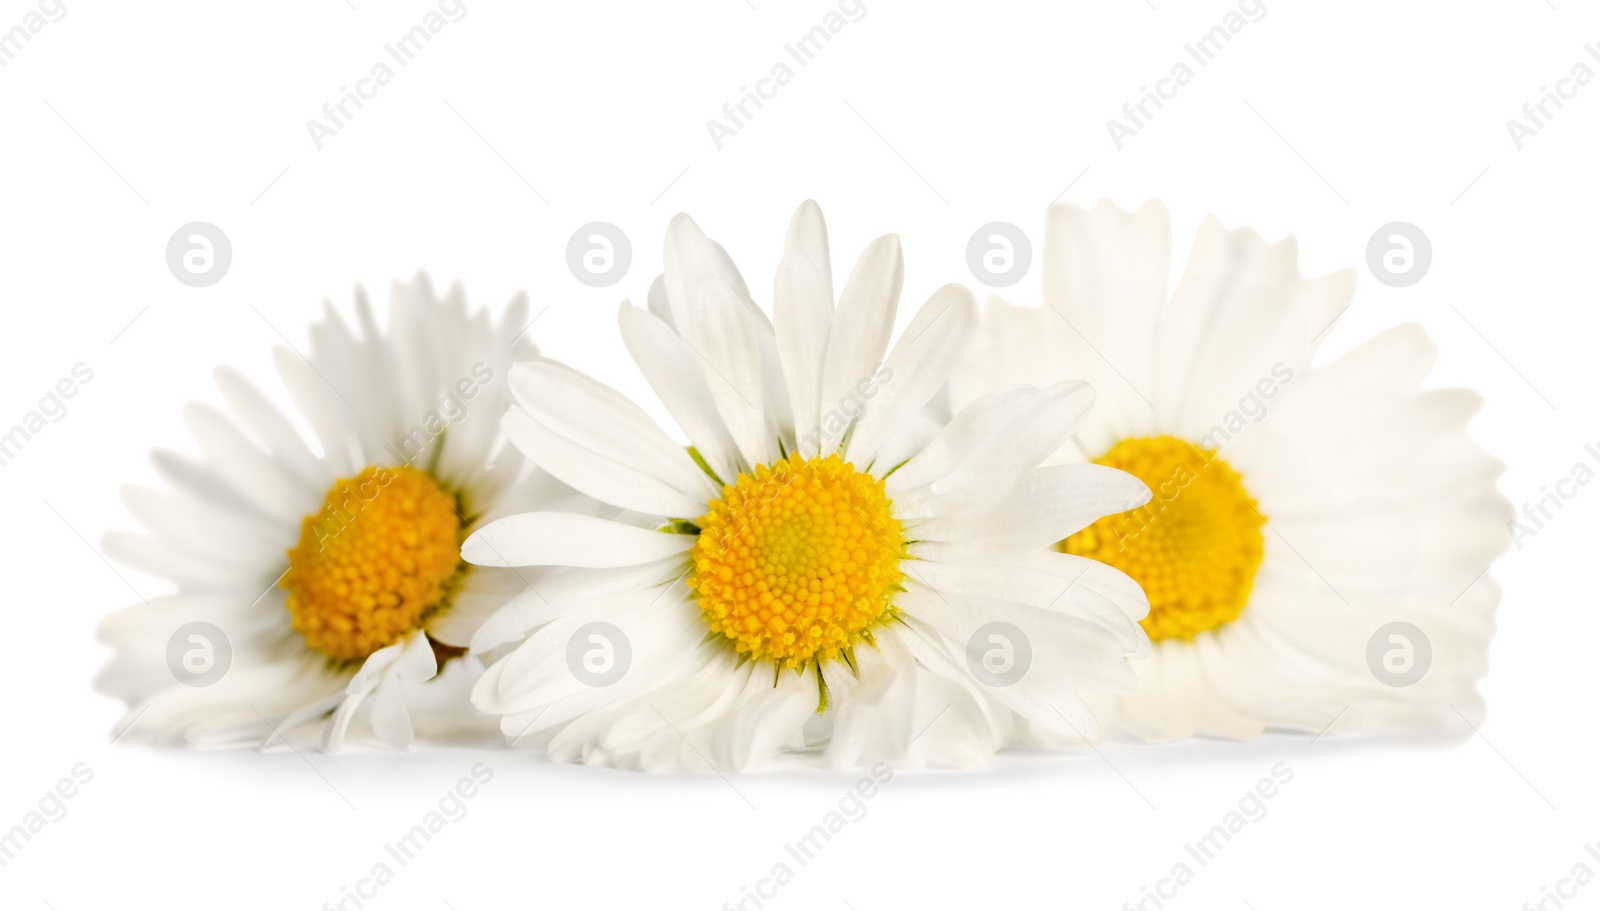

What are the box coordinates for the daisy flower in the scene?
[951,200,1511,740]
[97,273,573,750]
[463,201,1155,771]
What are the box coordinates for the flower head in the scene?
[464,202,1154,770]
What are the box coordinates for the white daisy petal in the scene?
[467,558,687,654]
[582,648,742,760]
[891,380,1097,517]
[1040,198,1170,436]
[846,283,977,468]
[102,529,269,591]
[646,273,675,327]
[502,406,707,520]
[321,689,370,753]
[819,233,904,454]
[426,566,527,648]
[510,359,714,501]
[464,513,692,568]
[119,483,284,569]
[884,384,1039,499]
[947,297,1055,410]
[1157,217,1356,431]
[663,213,753,335]
[908,463,1151,562]
[473,591,705,724]
[618,301,743,483]
[271,345,361,474]
[712,663,819,771]
[181,402,313,524]
[896,624,1018,765]
[212,366,325,488]
[822,629,917,768]
[265,691,346,751]
[774,199,835,456]
[691,280,769,469]
[900,590,1137,740]
[364,632,440,749]
[905,553,1150,653]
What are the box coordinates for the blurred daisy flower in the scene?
[97,274,578,750]
[951,200,1511,740]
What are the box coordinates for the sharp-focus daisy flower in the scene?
[951,200,1511,741]
[97,274,576,750]
[464,202,1154,771]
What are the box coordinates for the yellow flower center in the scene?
[282,466,465,662]
[688,453,905,668]
[1062,436,1265,642]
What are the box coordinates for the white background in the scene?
[0,0,1591,908]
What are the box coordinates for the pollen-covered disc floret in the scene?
[688,453,906,668]
[282,465,465,662]
[1062,435,1265,642]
